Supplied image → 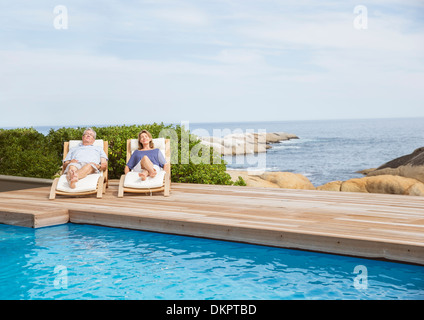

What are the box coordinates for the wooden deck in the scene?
[1,180,424,265]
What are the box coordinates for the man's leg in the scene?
[66,165,79,188]
[69,164,96,188]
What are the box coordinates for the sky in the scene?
[0,0,423,128]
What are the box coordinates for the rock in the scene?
[339,179,368,193]
[360,147,424,183]
[260,172,315,190]
[226,170,279,188]
[366,165,424,185]
[378,147,424,168]
[226,170,315,190]
[265,132,299,143]
[316,181,343,192]
[340,175,424,196]
[199,132,298,155]
[229,170,424,196]
[356,168,377,175]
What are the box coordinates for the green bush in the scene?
[0,124,246,186]
[0,128,60,178]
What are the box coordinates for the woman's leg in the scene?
[139,156,157,180]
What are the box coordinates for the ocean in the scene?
[16,117,424,187]
[191,117,424,186]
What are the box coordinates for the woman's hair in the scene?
[138,130,154,149]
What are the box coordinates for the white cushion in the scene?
[56,173,102,193]
[124,171,166,189]
[69,139,104,149]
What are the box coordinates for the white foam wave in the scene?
[272,145,301,150]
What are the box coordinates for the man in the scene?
[63,128,108,189]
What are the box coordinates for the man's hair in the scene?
[84,128,97,139]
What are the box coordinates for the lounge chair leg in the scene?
[96,177,103,198]
[164,174,170,197]
[49,178,59,200]
[103,178,107,194]
[118,175,125,198]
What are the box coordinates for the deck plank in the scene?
[0,181,423,264]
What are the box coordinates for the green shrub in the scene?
[0,128,60,178]
[0,124,244,186]
[233,176,247,186]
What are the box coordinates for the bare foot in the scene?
[138,170,148,181]
[149,169,157,178]
[67,169,75,186]
[70,171,79,189]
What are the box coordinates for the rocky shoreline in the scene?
[227,147,424,197]
[199,132,299,155]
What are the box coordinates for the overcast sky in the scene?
[1,0,423,128]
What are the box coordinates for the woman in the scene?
[124,130,167,180]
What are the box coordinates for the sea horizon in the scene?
[2,115,423,134]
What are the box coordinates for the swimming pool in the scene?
[0,223,423,300]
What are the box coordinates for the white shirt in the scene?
[64,143,108,164]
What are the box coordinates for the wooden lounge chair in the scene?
[118,138,171,197]
[49,139,108,200]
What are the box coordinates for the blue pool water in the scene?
[0,223,423,300]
